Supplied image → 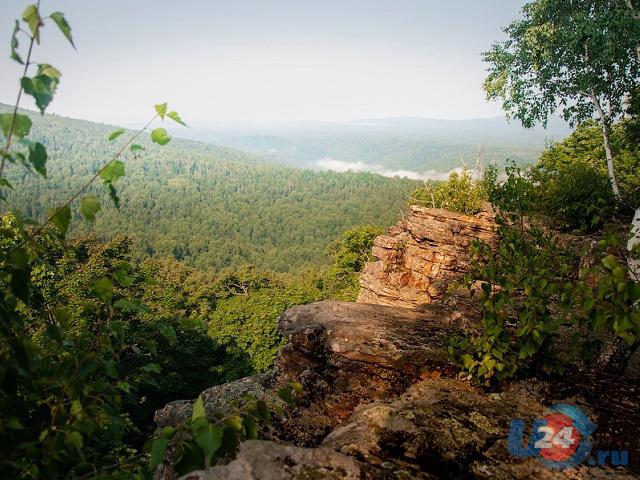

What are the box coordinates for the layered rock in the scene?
[158,293,638,479]
[180,377,636,480]
[275,294,480,444]
[156,293,481,447]
[357,206,497,309]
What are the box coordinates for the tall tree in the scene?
[483,0,640,200]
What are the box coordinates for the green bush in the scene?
[409,169,486,215]
[322,225,383,301]
[450,166,640,386]
[537,121,640,210]
[532,160,616,231]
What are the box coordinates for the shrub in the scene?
[537,121,640,210]
[322,225,383,300]
[409,169,486,215]
[532,160,616,232]
[450,166,640,386]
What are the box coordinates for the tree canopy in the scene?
[483,0,640,199]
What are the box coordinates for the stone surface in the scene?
[154,296,640,479]
[274,294,481,445]
[180,378,636,480]
[178,440,363,480]
[357,206,496,309]
[322,377,634,479]
[155,372,275,428]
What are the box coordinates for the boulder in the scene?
[357,206,496,309]
[155,372,275,428]
[275,294,480,445]
[178,440,363,480]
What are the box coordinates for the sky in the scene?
[0,1,528,125]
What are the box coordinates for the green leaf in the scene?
[195,424,223,462]
[22,5,41,43]
[175,444,205,476]
[6,419,23,430]
[93,277,113,302]
[110,321,125,342]
[158,323,177,344]
[151,128,171,145]
[0,113,32,139]
[103,360,118,379]
[256,400,271,424]
[11,20,23,64]
[26,141,47,177]
[277,388,293,404]
[130,144,145,152]
[155,103,168,119]
[21,75,55,114]
[192,396,206,421]
[167,111,187,127]
[225,415,243,432]
[64,431,83,453]
[117,380,131,393]
[113,270,134,287]
[150,436,168,469]
[100,160,125,183]
[143,339,158,355]
[50,12,75,48]
[105,182,120,208]
[108,128,125,141]
[79,195,100,221]
[113,298,147,313]
[601,255,618,271]
[37,64,61,83]
[49,205,71,237]
[142,363,161,374]
[243,416,257,440]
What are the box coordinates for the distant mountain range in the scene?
[165,115,572,177]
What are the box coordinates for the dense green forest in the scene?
[1,103,420,272]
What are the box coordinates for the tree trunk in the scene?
[590,93,621,199]
[629,207,640,282]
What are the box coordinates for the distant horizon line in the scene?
[0,101,570,131]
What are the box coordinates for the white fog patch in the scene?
[315,157,479,181]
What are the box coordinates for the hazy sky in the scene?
[0,1,528,124]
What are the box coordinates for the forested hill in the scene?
[1,104,421,272]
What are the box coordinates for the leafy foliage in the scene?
[0,4,194,477]
[321,225,383,300]
[536,121,640,211]
[451,165,640,386]
[1,103,418,273]
[151,384,300,476]
[483,0,640,129]
[409,168,487,215]
[483,0,640,200]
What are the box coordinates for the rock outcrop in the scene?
[156,293,481,448]
[357,206,496,309]
[156,207,639,479]
[156,293,638,479]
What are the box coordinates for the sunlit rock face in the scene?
[358,205,497,309]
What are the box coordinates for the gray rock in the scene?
[154,372,275,428]
[177,440,363,480]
